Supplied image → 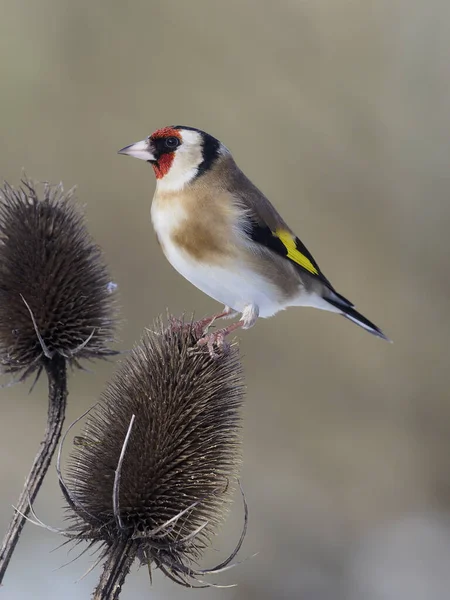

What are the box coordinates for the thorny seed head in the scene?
[63,320,245,587]
[0,179,118,378]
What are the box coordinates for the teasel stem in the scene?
[93,538,139,600]
[0,354,68,582]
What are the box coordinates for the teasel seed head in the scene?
[62,320,246,592]
[0,178,118,379]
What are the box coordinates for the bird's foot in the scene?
[168,316,205,339]
[196,329,230,359]
[170,308,237,342]
[195,320,245,359]
[168,315,190,333]
[191,318,216,339]
[169,314,227,348]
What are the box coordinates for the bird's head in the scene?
[118,126,223,191]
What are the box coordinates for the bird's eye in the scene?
[165,137,180,149]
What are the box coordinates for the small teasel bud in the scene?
[0,178,117,379]
[0,178,118,583]
[62,320,246,597]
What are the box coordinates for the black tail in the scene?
[326,295,391,342]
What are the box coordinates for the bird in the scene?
[118,125,389,355]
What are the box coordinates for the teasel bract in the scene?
[60,322,246,598]
[0,178,118,583]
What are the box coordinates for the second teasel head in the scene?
[0,179,118,378]
[63,322,246,588]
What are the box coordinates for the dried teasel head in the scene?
[0,179,118,379]
[60,320,246,592]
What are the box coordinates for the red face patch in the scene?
[150,126,181,140]
[152,154,173,179]
[149,127,182,179]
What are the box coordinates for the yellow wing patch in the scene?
[275,229,319,275]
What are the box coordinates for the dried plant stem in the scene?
[93,539,138,600]
[0,355,68,583]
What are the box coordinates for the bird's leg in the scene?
[219,307,240,320]
[191,306,238,337]
[169,307,237,340]
[197,320,244,358]
[197,305,259,358]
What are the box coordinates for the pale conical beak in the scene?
[118,139,155,161]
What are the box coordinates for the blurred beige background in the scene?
[1,0,450,598]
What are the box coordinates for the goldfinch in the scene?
[119,126,389,353]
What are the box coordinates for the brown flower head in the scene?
[0,179,118,379]
[61,321,246,592]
